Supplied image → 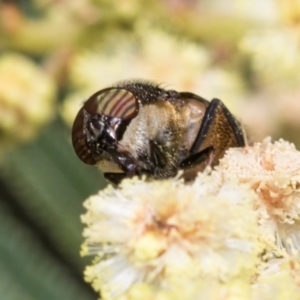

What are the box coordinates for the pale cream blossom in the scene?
[217,138,300,254]
[117,268,300,300]
[81,138,300,299]
[117,278,252,300]
[81,173,261,300]
[253,254,300,300]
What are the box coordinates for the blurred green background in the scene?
[1,0,300,299]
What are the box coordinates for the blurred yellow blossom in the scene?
[60,92,86,127]
[277,0,300,25]
[0,53,56,151]
[205,0,278,23]
[62,27,245,124]
[68,28,210,91]
[240,28,300,88]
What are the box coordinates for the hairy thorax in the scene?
[118,100,203,178]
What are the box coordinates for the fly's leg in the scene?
[104,172,127,185]
[180,146,215,168]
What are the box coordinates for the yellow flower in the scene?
[0,53,56,150]
[81,138,300,299]
[118,279,252,300]
[81,174,261,299]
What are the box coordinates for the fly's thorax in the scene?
[119,101,186,160]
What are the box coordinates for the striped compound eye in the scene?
[84,88,139,120]
[72,88,139,164]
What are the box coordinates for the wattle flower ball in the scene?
[81,139,300,299]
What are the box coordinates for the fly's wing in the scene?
[190,98,245,165]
